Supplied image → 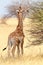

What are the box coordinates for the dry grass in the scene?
[0,18,43,65]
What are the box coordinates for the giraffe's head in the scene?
[19,6,22,11]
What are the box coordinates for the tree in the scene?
[5,0,29,19]
[26,2,43,46]
[1,0,29,24]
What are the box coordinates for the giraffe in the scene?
[3,6,25,57]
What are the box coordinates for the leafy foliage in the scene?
[26,2,43,46]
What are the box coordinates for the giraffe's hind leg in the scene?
[8,46,11,57]
[10,43,16,58]
[8,39,12,57]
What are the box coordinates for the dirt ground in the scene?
[0,18,43,65]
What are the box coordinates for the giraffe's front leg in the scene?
[17,43,20,57]
[21,39,24,55]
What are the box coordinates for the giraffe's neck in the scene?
[17,20,23,32]
[16,9,23,33]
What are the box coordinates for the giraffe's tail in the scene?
[3,47,7,51]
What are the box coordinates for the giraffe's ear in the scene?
[27,10,29,12]
[16,10,19,13]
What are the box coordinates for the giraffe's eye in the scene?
[18,12,19,14]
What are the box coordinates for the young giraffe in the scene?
[3,6,25,57]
